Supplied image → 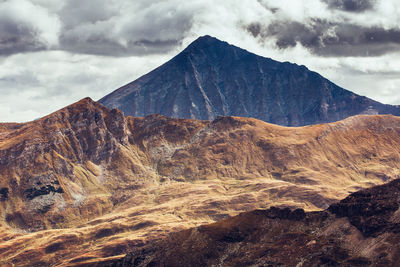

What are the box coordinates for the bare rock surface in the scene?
[100,35,400,126]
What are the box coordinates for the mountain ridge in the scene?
[1,98,400,265]
[99,35,400,126]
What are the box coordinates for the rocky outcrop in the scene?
[329,179,400,237]
[0,98,136,230]
[99,35,400,126]
[113,179,400,267]
[0,187,8,200]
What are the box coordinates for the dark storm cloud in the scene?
[247,19,400,57]
[57,0,194,56]
[0,0,396,58]
[0,0,194,57]
[0,17,46,55]
[0,0,59,56]
[323,0,377,13]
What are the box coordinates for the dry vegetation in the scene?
[116,179,400,266]
[0,98,400,266]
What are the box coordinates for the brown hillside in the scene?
[114,179,400,267]
[0,98,400,265]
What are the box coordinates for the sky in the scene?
[1,0,400,122]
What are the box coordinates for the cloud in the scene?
[0,49,172,122]
[58,0,196,56]
[245,0,400,57]
[323,0,376,12]
[0,17,46,55]
[247,20,400,57]
[0,0,60,55]
[2,0,398,58]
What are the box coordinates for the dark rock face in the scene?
[262,206,307,221]
[111,179,400,267]
[99,35,400,126]
[0,187,8,200]
[329,179,400,237]
[24,184,64,201]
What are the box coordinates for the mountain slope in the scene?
[1,99,400,265]
[114,178,400,267]
[99,35,400,126]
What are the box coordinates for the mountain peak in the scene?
[195,34,218,41]
[99,37,400,126]
[191,35,224,45]
[181,35,230,56]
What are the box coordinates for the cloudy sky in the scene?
[1,0,400,122]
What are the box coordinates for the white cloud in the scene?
[0,51,171,122]
[0,0,60,51]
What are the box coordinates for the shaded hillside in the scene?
[99,35,400,126]
[114,179,400,267]
[1,99,400,265]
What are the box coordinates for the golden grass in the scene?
[0,98,400,265]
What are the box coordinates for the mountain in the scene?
[114,178,400,267]
[1,99,400,265]
[99,35,400,126]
